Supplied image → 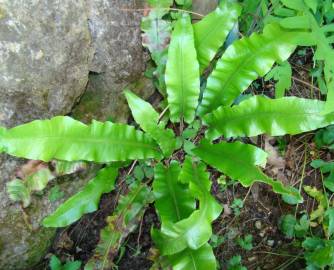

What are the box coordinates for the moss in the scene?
[0,6,6,20]
[72,74,155,124]
[26,227,55,266]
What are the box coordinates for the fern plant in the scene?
[2,1,334,269]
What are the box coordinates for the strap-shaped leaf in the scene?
[204,96,334,139]
[168,243,217,270]
[193,139,302,201]
[85,182,153,270]
[43,166,118,227]
[193,0,241,71]
[125,90,177,156]
[147,0,173,8]
[153,161,195,224]
[198,23,297,116]
[0,116,161,162]
[166,13,200,123]
[152,157,222,255]
[0,127,4,152]
[179,157,222,222]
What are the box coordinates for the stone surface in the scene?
[192,0,218,15]
[0,0,152,269]
[0,0,92,127]
[73,0,150,123]
[0,158,99,270]
[0,0,92,267]
[72,74,155,124]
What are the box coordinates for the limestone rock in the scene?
[0,157,99,270]
[73,0,150,123]
[0,0,152,269]
[0,0,92,127]
[192,0,218,15]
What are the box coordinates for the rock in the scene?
[267,239,275,247]
[72,75,155,123]
[0,0,152,269]
[0,0,92,268]
[72,0,152,123]
[87,0,145,77]
[0,0,92,128]
[0,158,99,270]
[192,0,218,15]
[255,220,262,230]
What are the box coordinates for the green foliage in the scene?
[210,234,225,248]
[85,182,153,270]
[198,23,298,116]
[265,61,292,98]
[126,161,154,184]
[193,0,241,71]
[141,10,171,55]
[280,214,298,238]
[227,255,247,270]
[152,157,222,255]
[267,0,334,114]
[6,160,86,207]
[125,90,177,156]
[3,1,334,268]
[141,7,172,95]
[168,243,217,270]
[175,0,192,9]
[311,159,334,192]
[231,198,244,216]
[315,125,334,148]
[49,255,81,270]
[7,168,53,207]
[54,161,87,176]
[237,234,253,251]
[153,161,195,224]
[279,213,311,241]
[193,139,302,201]
[239,0,268,34]
[204,96,334,140]
[282,186,301,205]
[48,186,65,202]
[303,238,334,268]
[147,0,173,8]
[43,167,118,227]
[0,117,161,162]
[166,13,200,123]
[325,208,334,237]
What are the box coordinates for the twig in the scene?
[127,160,138,176]
[243,185,253,204]
[294,143,307,217]
[158,105,170,124]
[136,216,144,248]
[253,251,303,259]
[292,76,321,92]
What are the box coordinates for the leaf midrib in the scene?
[204,29,292,110]
[196,143,265,181]
[4,135,158,150]
[166,168,182,221]
[209,108,329,129]
[195,9,232,59]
